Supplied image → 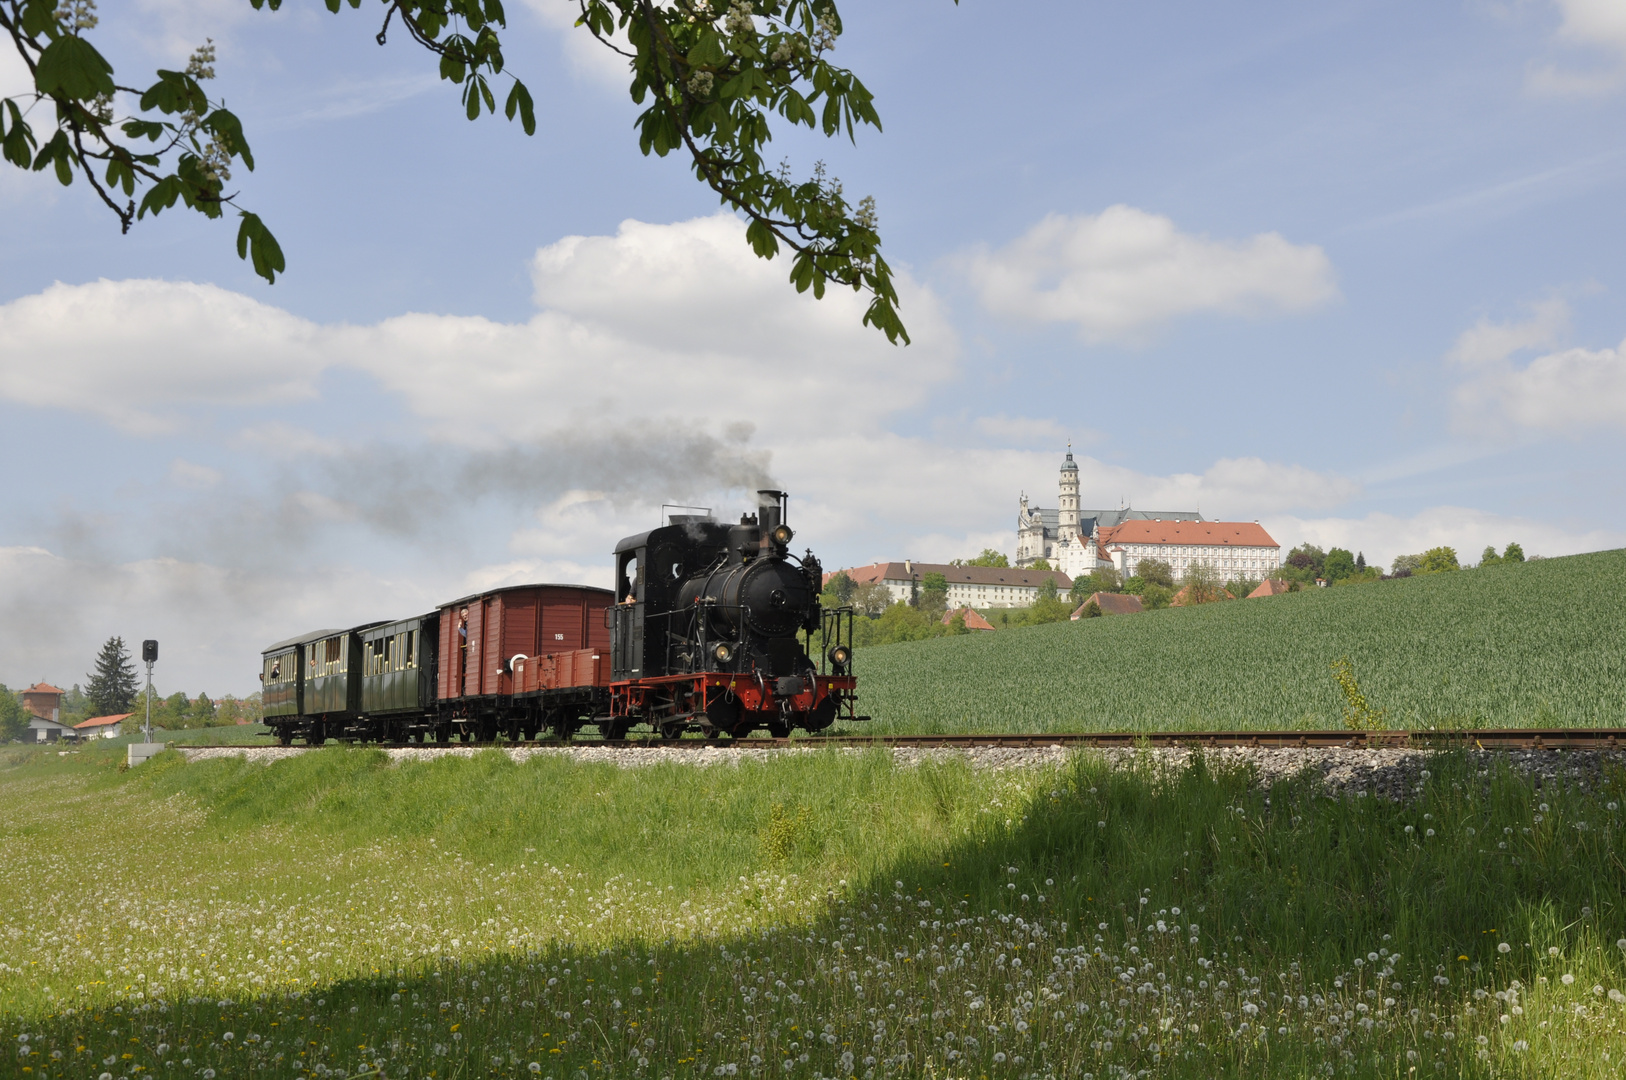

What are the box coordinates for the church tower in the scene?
[1057,448,1080,544]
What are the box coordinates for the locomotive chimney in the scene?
[757,489,785,533]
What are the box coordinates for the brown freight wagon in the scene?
[435,583,614,739]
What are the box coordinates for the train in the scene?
[259,490,864,744]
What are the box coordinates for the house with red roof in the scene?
[1071,592,1144,618]
[21,682,64,722]
[1247,578,1296,598]
[941,607,995,631]
[75,714,133,740]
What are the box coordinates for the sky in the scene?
[2,0,1625,696]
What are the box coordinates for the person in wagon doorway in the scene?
[458,607,470,695]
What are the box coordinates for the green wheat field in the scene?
[841,549,1626,734]
[3,744,1626,1079]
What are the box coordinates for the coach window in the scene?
[406,630,417,668]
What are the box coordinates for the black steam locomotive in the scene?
[260,490,860,743]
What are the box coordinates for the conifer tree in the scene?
[85,636,138,716]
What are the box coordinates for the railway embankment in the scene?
[177,740,1626,799]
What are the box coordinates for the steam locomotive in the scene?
[259,491,861,744]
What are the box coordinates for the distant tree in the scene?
[821,570,856,607]
[1136,559,1175,589]
[919,572,949,615]
[58,683,90,725]
[1417,547,1460,574]
[1286,544,1326,576]
[1037,576,1059,602]
[1355,551,1366,572]
[192,692,217,725]
[85,635,139,716]
[1226,576,1261,599]
[1029,557,1053,571]
[1177,563,1227,605]
[1085,566,1122,594]
[216,694,261,725]
[1479,545,1501,567]
[1503,542,1525,563]
[849,581,892,617]
[1080,599,1103,618]
[1138,582,1174,610]
[947,612,969,635]
[1390,553,1423,576]
[1323,548,1356,582]
[966,549,1009,568]
[0,685,26,742]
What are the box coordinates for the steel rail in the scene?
[283,729,1626,751]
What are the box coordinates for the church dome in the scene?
[1061,451,1077,472]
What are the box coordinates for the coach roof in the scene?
[437,582,614,610]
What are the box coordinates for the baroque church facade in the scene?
[1017,451,1282,581]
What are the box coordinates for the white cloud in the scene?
[1267,506,1624,574]
[235,421,343,458]
[169,459,223,490]
[0,278,326,433]
[1448,300,1626,434]
[0,216,955,444]
[960,206,1337,342]
[1528,0,1626,95]
[1447,297,1570,368]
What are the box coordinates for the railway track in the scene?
[259,729,1626,751]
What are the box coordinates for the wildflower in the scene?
[1562,974,1576,985]
[1498,943,1512,954]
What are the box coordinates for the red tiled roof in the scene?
[1247,578,1295,598]
[75,713,133,729]
[23,682,64,695]
[1071,592,1144,618]
[1099,520,1279,548]
[941,607,996,630]
[834,562,1073,589]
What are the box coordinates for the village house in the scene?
[941,607,996,631]
[75,714,132,740]
[1070,592,1145,619]
[835,561,1072,609]
[21,681,64,722]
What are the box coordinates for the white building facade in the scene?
[836,561,1073,609]
[1100,520,1281,582]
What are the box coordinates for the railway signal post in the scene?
[129,639,165,767]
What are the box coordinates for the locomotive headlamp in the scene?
[713,642,735,664]
[827,644,851,667]
[771,523,794,545]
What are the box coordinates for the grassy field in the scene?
[838,549,1626,734]
[3,743,1625,1078]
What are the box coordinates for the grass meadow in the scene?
[3,743,1626,1079]
[840,549,1626,734]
